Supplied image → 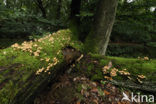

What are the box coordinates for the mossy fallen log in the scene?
[0,29,82,104]
[110,80,156,94]
[92,55,156,93]
[73,53,156,94]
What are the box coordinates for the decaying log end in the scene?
[62,46,81,64]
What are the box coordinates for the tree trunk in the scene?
[70,0,81,19]
[69,0,81,40]
[85,0,118,55]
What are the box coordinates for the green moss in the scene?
[91,68,103,81]
[76,84,83,93]
[90,54,156,81]
[99,59,109,65]
[88,53,106,59]
[69,20,80,41]
[69,41,84,51]
[84,34,98,53]
[87,64,94,71]
[91,74,103,81]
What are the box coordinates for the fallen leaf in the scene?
[104,90,110,95]
[91,82,97,87]
[84,91,90,97]
[82,84,88,90]
[91,88,98,93]
[93,99,98,104]
[76,101,80,104]
[81,89,84,95]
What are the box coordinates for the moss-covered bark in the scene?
[84,0,118,55]
[0,29,82,104]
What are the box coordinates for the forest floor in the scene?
[34,72,130,104]
[34,54,155,104]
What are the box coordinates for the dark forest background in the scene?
[0,0,156,57]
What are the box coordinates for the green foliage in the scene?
[0,0,70,39]
[106,43,156,58]
[147,42,156,48]
[106,44,145,57]
[0,14,64,38]
[111,0,156,44]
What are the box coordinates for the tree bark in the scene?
[70,0,81,20]
[85,0,118,55]
[69,0,81,40]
